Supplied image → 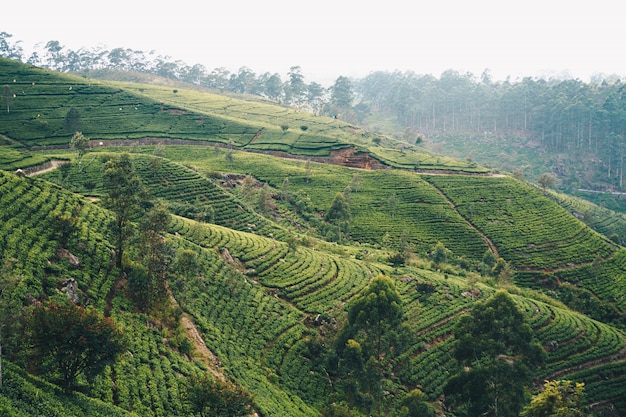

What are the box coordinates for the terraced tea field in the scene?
[425,174,617,270]
[3,56,626,415]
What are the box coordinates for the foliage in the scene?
[70,131,90,161]
[30,300,126,392]
[538,173,556,192]
[102,153,144,267]
[184,374,254,417]
[333,275,407,415]
[444,290,545,417]
[325,192,351,240]
[431,241,451,265]
[521,380,588,417]
[398,389,435,417]
[132,204,173,311]
[0,267,24,388]
[51,205,80,247]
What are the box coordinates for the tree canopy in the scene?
[333,275,409,415]
[445,290,546,417]
[30,300,126,392]
[521,380,588,417]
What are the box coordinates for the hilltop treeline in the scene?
[0,33,353,117]
[4,31,626,192]
[3,32,625,156]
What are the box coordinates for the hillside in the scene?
[2,59,626,416]
[0,58,484,173]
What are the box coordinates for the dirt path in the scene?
[168,294,226,381]
[179,314,226,381]
[26,159,68,176]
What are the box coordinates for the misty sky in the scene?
[2,0,623,84]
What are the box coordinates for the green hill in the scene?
[2,58,626,416]
[0,58,485,173]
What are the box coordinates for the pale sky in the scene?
[2,0,623,84]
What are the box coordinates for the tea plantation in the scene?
[2,58,626,416]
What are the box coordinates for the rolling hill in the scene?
[2,58,626,416]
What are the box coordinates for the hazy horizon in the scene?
[2,0,624,85]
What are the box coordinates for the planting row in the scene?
[172,240,321,417]
[425,175,616,269]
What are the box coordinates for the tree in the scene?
[225,149,234,169]
[349,173,361,193]
[184,373,254,417]
[102,154,144,268]
[30,300,126,392]
[256,182,273,214]
[51,206,80,247]
[307,81,326,114]
[330,76,355,111]
[325,192,351,240]
[444,290,545,417]
[538,172,556,192]
[0,32,23,60]
[388,193,399,218]
[70,131,90,163]
[398,389,435,417]
[133,204,173,311]
[334,275,407,415]
[65,107,81,133]
[264,73,283,101]
[0,266,23,388]
[431,241,451,265]
[287,66,306,105]
[521,380,588,417]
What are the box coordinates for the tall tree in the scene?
[287,66,306,105]
[334,275,407,415]
[102,153,144,268]
[133,204,173,311]
[263,73,284,101]
[0,32,23,60]
[69,131,90,164]
[307,81,326,114]
[330,76,355,111]
[0,266,23,388]
[444,290,545,417]
[325,192,351,240]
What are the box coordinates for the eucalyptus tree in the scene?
[307,81,326,114]
[287,66,306,105]
[0,32,23,60]
[330,76,355,111]
[261,72,284,101]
